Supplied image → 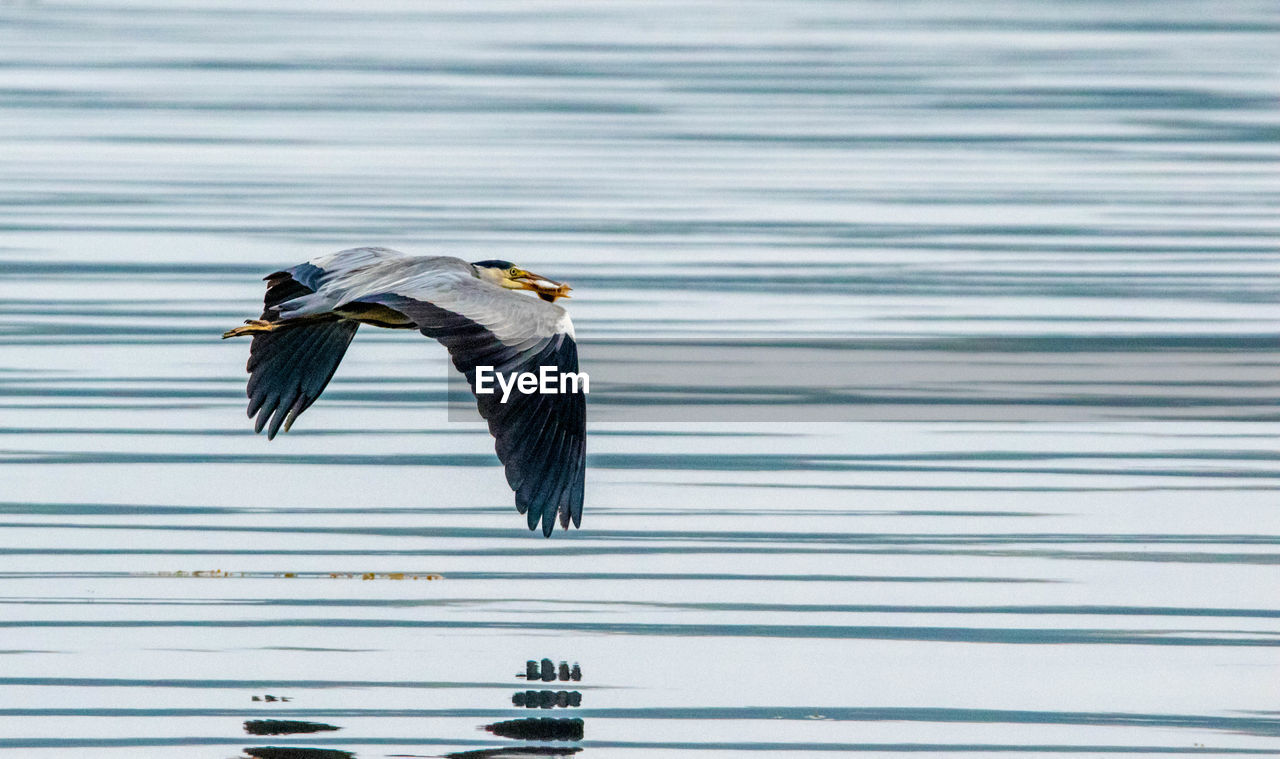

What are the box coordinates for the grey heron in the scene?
[223,247,584,536]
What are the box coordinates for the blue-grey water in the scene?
[1,1,1278,757]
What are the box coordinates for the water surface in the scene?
[0,1,1277,756]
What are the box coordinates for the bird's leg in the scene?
[222,319,279,339]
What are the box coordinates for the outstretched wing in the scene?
[243,269,359,439]
[357,271,585,537]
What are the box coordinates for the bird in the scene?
[222,247,585,536]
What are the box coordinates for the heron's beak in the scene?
[512,270,572,301]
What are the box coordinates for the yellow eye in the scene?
[509,268,524,277]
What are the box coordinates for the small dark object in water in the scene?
[244,720,341,736]
[484,717,584,741]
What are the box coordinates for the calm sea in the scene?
[0,1,1277,756]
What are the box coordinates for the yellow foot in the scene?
[222,319,278,339]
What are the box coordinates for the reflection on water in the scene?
[488,660,586,746]
[242,749,353,759]
[444,750,581,759]
[511,693,583,709]
[236,659,587,758]
[485,718,585,741]
[243,720,342,736]
[0,0,1277,756]
[522,659,583,684]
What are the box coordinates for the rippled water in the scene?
[1,1,1278,757]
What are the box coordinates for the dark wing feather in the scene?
[244,269,358,439]
[366,293,586,536]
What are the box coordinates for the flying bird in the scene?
[223,247,585,536]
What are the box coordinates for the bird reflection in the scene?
[241,700,348,758]
[513,690,582,708]
[241,659,585,759]
[242,748,354,759]
[244,720,341,736]
[443,749,581,759]
[522,659,582,683]
[444,658,585,758]
[486,717,584,741]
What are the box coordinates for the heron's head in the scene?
[471,260,572,302]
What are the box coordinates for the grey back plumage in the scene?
[280,250,573,345]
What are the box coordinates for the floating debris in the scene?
[149,570,443,581]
